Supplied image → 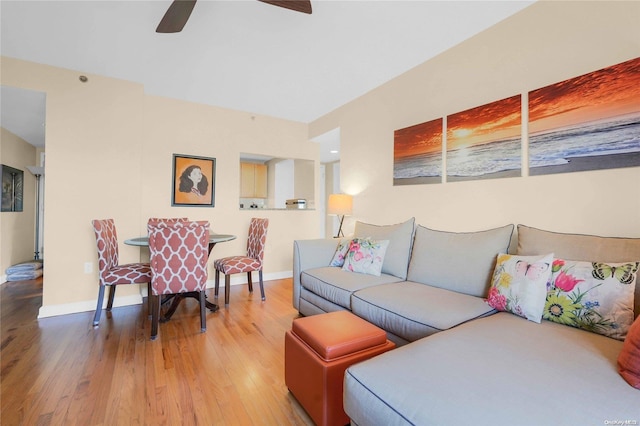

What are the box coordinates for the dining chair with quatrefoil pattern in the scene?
[214,218,269,307]
[148,217,188,225]
[147,219,210,340]
[92,219,152,327]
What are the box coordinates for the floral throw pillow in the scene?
[342,238,390,276]
[487,253,554,323]
[329,239,351,267]
[543,259,638,341]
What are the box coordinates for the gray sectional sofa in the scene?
[292,220,640,425]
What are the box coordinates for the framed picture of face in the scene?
[171,154,216,207]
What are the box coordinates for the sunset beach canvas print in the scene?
[446,95,522,182]
[528,57,640,175]
[394,118,443,185]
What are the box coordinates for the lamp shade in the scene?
[27,166,44,176]
[327,194,353,216]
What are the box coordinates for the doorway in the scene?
[311,128,341,238]
[0,85,46,280]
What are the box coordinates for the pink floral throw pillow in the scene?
[342,238,390,276]
[543,259,638,341]
[330,239,351,267]
[487,253,554,323]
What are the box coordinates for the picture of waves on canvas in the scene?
[393,152,442,180]
[446,137,521,179]
[529,113,640,175]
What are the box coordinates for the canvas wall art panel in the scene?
[446,95,522,182]
[393,118,443,185]
[528,56,640,175]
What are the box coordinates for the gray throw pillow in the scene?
[407,224,514,297]
[354,218,415,280]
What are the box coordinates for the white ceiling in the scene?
[0,0,534,162]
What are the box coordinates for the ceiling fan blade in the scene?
[257,0,312,15]
[156,0,197,33]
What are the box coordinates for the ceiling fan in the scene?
[156,0,312,33]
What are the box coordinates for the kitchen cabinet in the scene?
[240,162,267,198]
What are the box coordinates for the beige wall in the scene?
[310,1,640,239]
[0,128,37,278]
[1,57,321,317]
[294,159,315,207]
[140,95,320,274]
[2,1,639,315]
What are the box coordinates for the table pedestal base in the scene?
[160,293,219,322]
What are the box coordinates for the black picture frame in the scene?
[171,154,216,207]
[1,164,24,212]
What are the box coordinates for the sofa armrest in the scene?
[292,238,341,310]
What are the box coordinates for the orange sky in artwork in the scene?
[529,57,640,133]
[394,118,443,159]
[447,95,521,151]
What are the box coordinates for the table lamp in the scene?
[327,194,353,238]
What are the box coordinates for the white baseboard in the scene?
[0,275,6,285]
[38,294,143,319]
[37,270,293,319]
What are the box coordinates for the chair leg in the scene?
[214,269,220,299]
[147,282,152,317]
[199,291,206,332]
[247,271,254,292]
[106,285,116,311]
[150,294,160,340]
[225,275,231,307]
[93,285,106,327]
[258,270,266,301]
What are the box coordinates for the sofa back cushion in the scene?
[517,225,640,317]
[407,224,514,297]
[354,218,415,280]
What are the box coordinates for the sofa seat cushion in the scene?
[344,312,638,426]
[351,281,496,342]
[300,267,402,310]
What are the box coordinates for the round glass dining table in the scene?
[125,233,236,251]
[125,233,237,317]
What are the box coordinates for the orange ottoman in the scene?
[285,311,395,426]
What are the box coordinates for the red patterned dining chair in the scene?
[92,219,152,327]
[147,219,210,340]
[148,217,188,224]
[214,218,269,307]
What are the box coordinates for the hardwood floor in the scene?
[1,277,314,425]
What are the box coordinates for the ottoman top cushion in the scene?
[292,311,387,361]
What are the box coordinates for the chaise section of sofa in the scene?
[344,312,640,426]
